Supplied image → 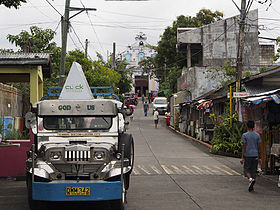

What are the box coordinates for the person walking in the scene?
[153,108,159,128]
[240,120,262,192]
[143,101,149,116]
[142,94,145,104]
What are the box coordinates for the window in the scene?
[138,52,145,62]
[43,116,112,130]
[125,53,131,62]
[154,99,167,104]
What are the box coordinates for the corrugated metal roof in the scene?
[0,53,52,78]
[244,85,279,95]
[0,53,50,60]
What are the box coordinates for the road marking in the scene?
[161,165,174,174]
[182,165,198,175]
[132,167,140,175]
[214,166,233,175]
[131,164,240,176]
[138,165,151,174]
[203,165,221,175]
[171,165,186,174]
[192,165,208,175]
[204,169,214,175]
[151,165,162,174]
[222,165,241,175]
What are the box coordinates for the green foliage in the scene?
[260,66,267,73]
[273,37,280,62]
[96,53,132,94]
[7,26,56,53]
[44,46,61,90]
[4,128,30,140]
[139,57,156,76]
[85,60,121,93]
[0,49,14,53]
[210,114,246,156]
[244,71,253,78]
[0,0,26,9]
[206,60,236,87]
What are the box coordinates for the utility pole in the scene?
[112,42,116,70]
[236,0,247,121]
[85,39,89,58]
[59,0,96,87]
[59,0,70,87]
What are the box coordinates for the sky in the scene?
[0,0,279,60]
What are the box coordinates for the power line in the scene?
[79,0,105,56]
[100,9,172,21]
[27,0,55,20]
[0,21,57,30]
[69,32,80,49]
[54,20,61,32]
[71,20,165,31]
[44,0,63,17]
[69,25,85,51]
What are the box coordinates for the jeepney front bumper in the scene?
[32,180,122,201]
[27,159,132,181]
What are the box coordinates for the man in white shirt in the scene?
[153,108,159,128]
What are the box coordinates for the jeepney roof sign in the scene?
[59,62,93,100]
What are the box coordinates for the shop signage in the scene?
[227,92,249,98]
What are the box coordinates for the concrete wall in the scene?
[0,83,23,117]
[178,10,260,66]
[259,45,275,65]
[177,67,223,100]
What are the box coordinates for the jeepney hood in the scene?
[37,135,118,149]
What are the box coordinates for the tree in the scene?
[7,26,56,53]
[274,37,280,62]
[0,0,26,9]
[154,9,223,93]
[85,60,121,92]
[96,52,133,94]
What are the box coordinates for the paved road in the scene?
[125,102,280,210]
[1,102,280,210]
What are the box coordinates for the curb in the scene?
[168,126,211,149]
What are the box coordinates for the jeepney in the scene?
[25,62,134,210]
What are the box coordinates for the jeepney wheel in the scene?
[110,199,124,210]
[118,134,134,190]
[26,173,45,210]
[110,189,125,210]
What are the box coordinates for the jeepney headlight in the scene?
[94,151,105,160]
[50,151,62,161]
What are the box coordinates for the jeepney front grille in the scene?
[65,150,90,161]
[53,163,103,174]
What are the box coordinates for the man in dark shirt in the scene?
[143,101,149,116]
[240,120,262,192]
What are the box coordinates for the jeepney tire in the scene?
[26,173,45,210]
[118,134,134,171]
[110,199,124,210]
[118,134,134,190]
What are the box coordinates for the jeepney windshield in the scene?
[43,116,112,130]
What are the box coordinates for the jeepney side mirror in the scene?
[25,112,37,134]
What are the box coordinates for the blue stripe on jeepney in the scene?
[32,181,122,201]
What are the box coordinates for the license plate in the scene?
[65,187,91,196]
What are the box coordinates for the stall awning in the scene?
[245,89,280,104]
[197,100,212,110]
